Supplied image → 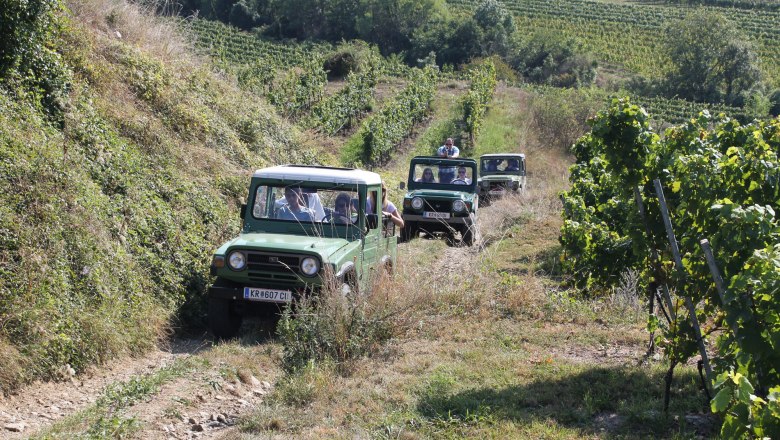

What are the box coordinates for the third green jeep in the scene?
[477,153,526,203]
[400,156,479,246]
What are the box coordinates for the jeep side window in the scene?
[253,185,270,218]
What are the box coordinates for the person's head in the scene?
[334,192,351,215]
[422,167,434,182]
[457,167,468,179]
[284,186,304,209]
[508,159,519,169]
[444,138,454,149]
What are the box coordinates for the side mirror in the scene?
[366,213,379,230]
[399,182,405,190]
[240,203,247,219]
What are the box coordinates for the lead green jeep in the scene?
[208,165,397,339]
[477,153,526,203]
[400,156,479,246]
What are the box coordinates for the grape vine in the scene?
[560,98,780,436]
[462,60,497,146]
[359,66,438,164]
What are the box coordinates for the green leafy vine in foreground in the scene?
[560,98,780,437]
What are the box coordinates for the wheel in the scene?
[462,223,479,247]
[208,297,242,340]
[340,270,360,296]
[400,221,417,242]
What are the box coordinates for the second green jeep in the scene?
[400,156,479,246]
[207,165,397,339]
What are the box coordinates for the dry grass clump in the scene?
[67,0,193,62]
[276,267,429,375]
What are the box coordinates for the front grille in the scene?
[246,252,302,277]
[424,199,452,212]
[248,272,299,282]
[489,182,507,190]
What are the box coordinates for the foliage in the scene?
[0,8,314,391]
[461,60,497,146]
[449,0,780,88]
[560,97,780,433]
[712,372,780,439]
[509,30,596,88]
[307,51,380,135]
[662,11,762,105]
[0,0,70,118]
[267,57,327,118]
[358,66,438,164]
[276,280,396,374]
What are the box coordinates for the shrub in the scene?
[276,271,397,374]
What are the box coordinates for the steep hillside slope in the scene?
[0,0,313,392]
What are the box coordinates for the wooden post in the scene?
[653,179,713,390]
[634,187,676,323]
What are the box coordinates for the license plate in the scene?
[423,211,450,219]
[489,189,505,195]
[243,287,292,303]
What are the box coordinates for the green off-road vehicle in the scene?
[208,165,397,339]
[399,156,479,246]
[477,153,526,203]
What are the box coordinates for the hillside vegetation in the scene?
[0,0,314,391]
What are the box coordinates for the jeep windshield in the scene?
[251,184,363,232]
[480,157,524,174]
[411,164,475,186]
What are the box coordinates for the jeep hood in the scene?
[218,233,350,258]
[406,189,473,199]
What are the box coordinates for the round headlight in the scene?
[411,197,424,210]
[228,251,246,270]
[300,257,319,276]
[452,200,466,212]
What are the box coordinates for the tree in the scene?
[473,0,514,57]
[509,30,596,87]
[663,11,761,104]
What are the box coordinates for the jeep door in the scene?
[360,186,381,288]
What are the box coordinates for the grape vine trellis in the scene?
[560,98,779,437]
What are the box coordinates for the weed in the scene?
[277,268,415,374]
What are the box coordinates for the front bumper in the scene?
[208,278,317,300]
[402,213,473,225]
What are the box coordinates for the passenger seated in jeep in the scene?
[505,159,520,171]
[415,167,436,183]
[452,166,472,185]
[332,192,355,224]
[485,160,498,172]
[274,189,325,221]
[276,186,314,221]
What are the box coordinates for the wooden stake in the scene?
[653,179,713,391]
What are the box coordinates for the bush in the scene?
[510,30,597,88]
[276,272,397,374]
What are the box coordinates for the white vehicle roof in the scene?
[253,165,382,185]
[480,153,525,158]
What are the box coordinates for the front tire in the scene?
[400,221,418,242]
[462,223,479,247]
[208,297,242,340]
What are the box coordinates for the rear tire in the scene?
[208,297,242,340]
